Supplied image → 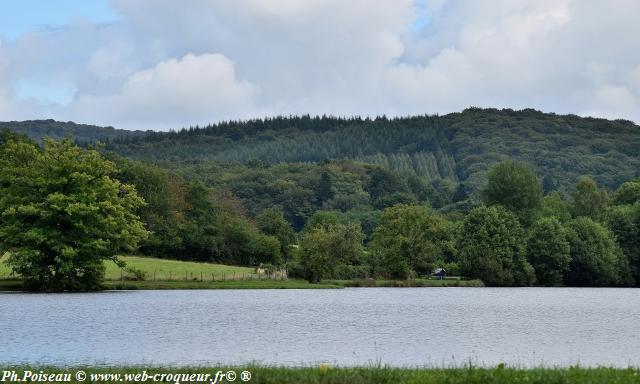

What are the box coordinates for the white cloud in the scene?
[389,0,640,120]
[0,0,639,129]
[73,53,260,130]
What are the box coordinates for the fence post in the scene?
[200,272,203,282]
[233,272,236,281]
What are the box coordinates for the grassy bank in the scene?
[0,278,484,291]
[103,279,342,290]
[0,254,257,281]
[2,366,639,384]
[1,254,482,291]
[328,278,484,287]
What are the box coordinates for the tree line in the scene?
[289,161,640,287]
[2,130,640,290]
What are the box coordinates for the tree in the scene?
[0,138,147,291]
[114,158,184,258]
[612,181,640,206]
[317,171,334,204]
[304,210,345,231]
[256,207,295,260]
[564,217,629,286]
[407,174,430,203]
[604,204,640,285]
[572,177,608,220]
[537,192,572,223]
[181,182,221,261]
[218,215,282,266]
[457,205,534,286]
[371,205,454,279]
[366,166,409,208]
[526,217,571,286]
[427,178,457,209]
[482,161,543,226]
[297,223,364,283]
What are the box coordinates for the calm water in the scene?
[1,288,640,367]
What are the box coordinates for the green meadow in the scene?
[0,254,256,281]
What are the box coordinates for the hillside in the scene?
[108,108,640,193]
[3,108,640,194]
[0,119,146,144]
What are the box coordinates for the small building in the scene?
[433,268,446,280]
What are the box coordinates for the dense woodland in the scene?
[0,120,147,144]
[2,108,640,289]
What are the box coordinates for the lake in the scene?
[1,288,639,367]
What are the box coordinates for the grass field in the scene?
[0,254,257,281]
[3,366,640,384]
[0,253,481,290]
[103,256,257,281]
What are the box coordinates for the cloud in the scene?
[0,0,639,129]
[387,0,640,120]
[73,53,260,130]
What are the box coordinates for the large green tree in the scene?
[256,207,295,260]
[457,205,534,286]
[526,217,571,286]
[564,217,629,286]
[0,138,147,291]
[537,192,572,223]
[572,177,608,220]
[297,223,364,283]
[612,180,640,206]
[371,205,454,279]
[482,161,543,226]
[604,204,640,286]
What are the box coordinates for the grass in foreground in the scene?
[3,366,640,384]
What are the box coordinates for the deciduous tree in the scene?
[0,138,147,291]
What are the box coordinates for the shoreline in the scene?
[0,278,483,292]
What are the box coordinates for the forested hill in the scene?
[106,108,640,193]
[3,108,640,193]
[0,119,146,144]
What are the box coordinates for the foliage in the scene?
[0,138,147,291]
[564,217,630,287]
[526,217,571,286]
[572,177,608,220]
[296,223,364,283]
[256,207,296,260]
[0,120,145,144]
[604,204,640,286]
[457,205,534,286]
[113,158,185,257]
[537,192,572,223]
[482,161,543,226]
[611,180,640,206]
[370,205,454,279]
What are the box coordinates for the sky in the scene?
[0,0,639,131]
